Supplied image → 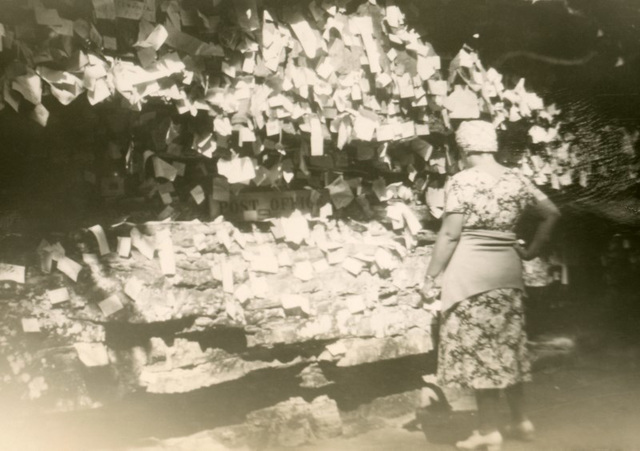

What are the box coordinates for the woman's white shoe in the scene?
[455,430,503,451]
[504,419,535,441]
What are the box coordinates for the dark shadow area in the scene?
[105,318,197,349]
[322,353,436,412]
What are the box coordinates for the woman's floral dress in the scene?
[523,257,553,287]
[437,167,547,389]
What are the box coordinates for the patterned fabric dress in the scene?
[437,167,548,390]
[522,257,553,287]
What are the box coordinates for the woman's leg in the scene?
[504,383,535,440]
[457,389,503,450]
[475,389,501,434]
[504,383,526,423]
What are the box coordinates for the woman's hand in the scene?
[420,276,440,301]
[514,242,535,261]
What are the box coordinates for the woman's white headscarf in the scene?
[455,120,498,153]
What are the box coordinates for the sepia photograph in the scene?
[0,0,639,449]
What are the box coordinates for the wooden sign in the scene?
[210,190,315,221]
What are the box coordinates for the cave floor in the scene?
[302,339,640,451]
[301,302,640,451]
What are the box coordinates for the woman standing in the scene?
[420,120,561,451]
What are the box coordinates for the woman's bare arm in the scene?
[516,198,561,260]
[425,212,465,278]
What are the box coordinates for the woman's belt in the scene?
[440,229,524,313]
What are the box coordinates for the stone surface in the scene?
[126,430,246,451]
[341,389,427,436]
[138,338,306,393]
[298,364,334,389]
[0,218,435,411]
[331,328,433,367]
[246,396,342,448]
[309,396,344,439]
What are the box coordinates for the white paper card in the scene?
[234,284,252,304]
[310,115,324,156]
[190,185,206,204]
[117,237,132,258]
[312,258,330,273]
[327,248,347,265]
[131,228,155,260]
[193,233,207,251]
[293,261,314,281]
[99,295,124,316]
[375,247,396,271]
[281,213,310,245]
[0,263,26,284]
[342,257,364,275]
[156,229,176,276]
[353,114,378,141]
[125,278,147,303]
[153,157,178,181]
[249,274,269,298]
[326,341,347,356]
[222,258,234,293]
[217,157,256,184]
[89,225,111,256]
[251,249,280,273]
[47,287,70,305]
[346,295,366,313]
[281,294,309,312]
[22,318,41,333]
[289,12,319,58]
[57,257,82,282]
[74,343,109,367]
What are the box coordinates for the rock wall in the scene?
[0,215,437,421]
